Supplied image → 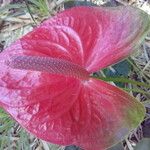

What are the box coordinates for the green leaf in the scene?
[103,60,132,87]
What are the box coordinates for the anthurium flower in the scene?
[0,6,150,150]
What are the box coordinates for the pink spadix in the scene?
[6,56,90,80]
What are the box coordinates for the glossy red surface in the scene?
[0,6,149,150]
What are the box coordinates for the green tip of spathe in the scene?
[126,101,145,129]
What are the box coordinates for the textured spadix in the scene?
[6,56,89,80]
[0,6,149,150]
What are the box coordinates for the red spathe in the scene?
[0,6,149,150]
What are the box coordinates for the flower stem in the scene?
[123,88,149,95]
[94,76,150,88]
